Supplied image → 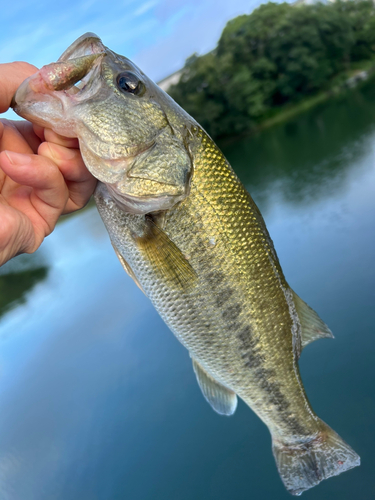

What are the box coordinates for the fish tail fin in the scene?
[272,420,360,496]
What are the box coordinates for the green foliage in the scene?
[168,0,375,139]
[333,0,375,60]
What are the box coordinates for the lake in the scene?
[0,82,374,500]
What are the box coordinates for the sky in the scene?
[0,0,282,84]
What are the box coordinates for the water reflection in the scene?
[0,254,49,320]
[0,81,374,500]
[223,83,375,210]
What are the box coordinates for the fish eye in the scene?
[116,71,145,96]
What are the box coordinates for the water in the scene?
[0,83,375,500]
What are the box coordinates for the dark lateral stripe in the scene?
[216,288,234,308]
[206,270,225,286]
[234,323,309,432]
[222,304,242,322]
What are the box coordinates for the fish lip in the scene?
[80,132,158,169]
[79,119,169,164]
[58,32,105,62]
[87,135,156,160]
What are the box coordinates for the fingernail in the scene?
[4,151,32,165]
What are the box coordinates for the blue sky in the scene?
[1,0,282,83]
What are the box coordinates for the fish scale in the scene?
[12,32,360,496]
[157,128,315,434]
[95,127,319,440]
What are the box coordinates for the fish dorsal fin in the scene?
[112,244,145,293]
[192,358,237,416]
[135,216,197,291]
[292,291,334,351]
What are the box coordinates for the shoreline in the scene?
[217,61,375,148]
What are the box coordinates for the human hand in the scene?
[0,62,97,266]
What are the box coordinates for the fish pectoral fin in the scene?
[192,358,237,416]
[112,244,145,293]
[135,216,197,291]
[292,290,334,351]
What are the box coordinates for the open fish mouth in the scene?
[11,33,107,129]
[21,32,105,94]
[12,31,168,173]
[53,32,106,94]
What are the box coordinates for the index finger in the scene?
[44,128,79,149]
[0,62,38,114]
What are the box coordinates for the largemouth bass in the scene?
[12,33,360,495]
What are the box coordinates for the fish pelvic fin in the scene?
[192,358,237,416]
[292,291,334,352]
[272,420,360,496]
[112,244,145,293]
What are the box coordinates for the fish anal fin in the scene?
[112,244,145,293]
[192,358,237,416]
[135,216,197,291]
[292,290,334,351]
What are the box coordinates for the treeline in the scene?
[168,1,375,139]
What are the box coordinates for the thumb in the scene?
[0,62,38,114]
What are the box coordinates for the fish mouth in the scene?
[11,33,107,129]
[53,32,106,95]
[11,33,159,182]
[58,32,105,62]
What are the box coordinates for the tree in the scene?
[168,0,375,140]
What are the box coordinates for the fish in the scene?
[12,33,360,495]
